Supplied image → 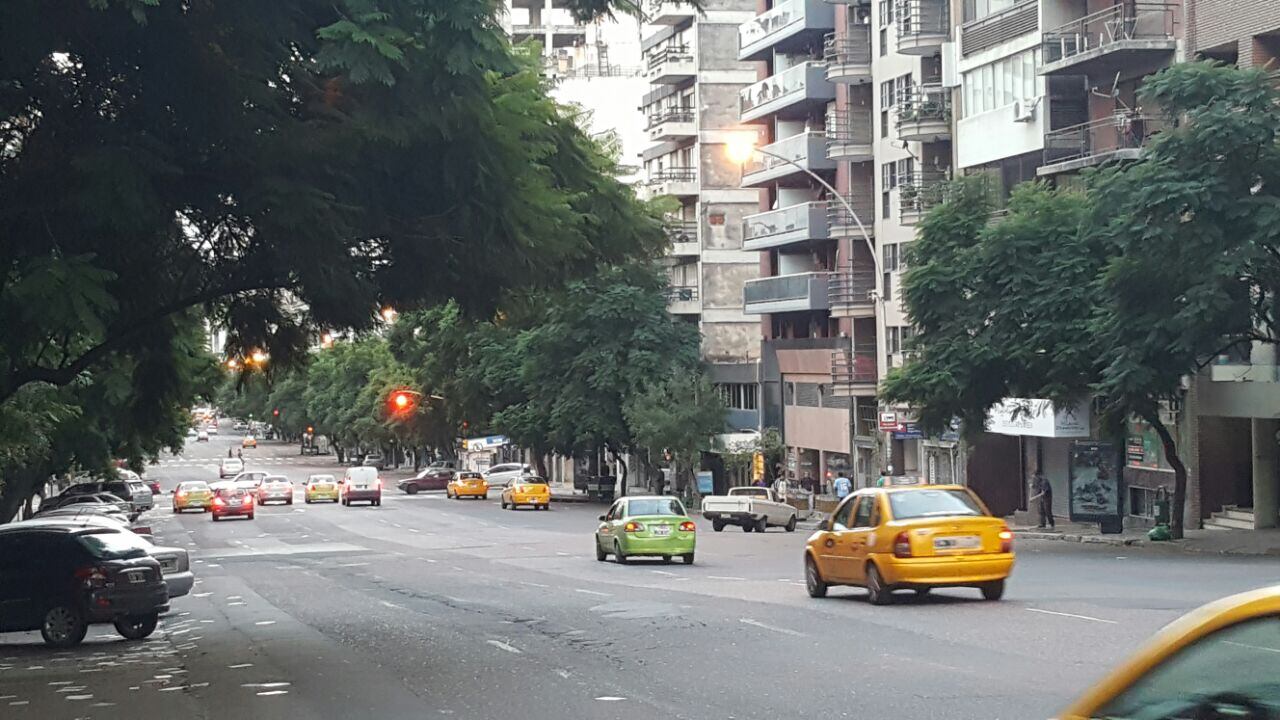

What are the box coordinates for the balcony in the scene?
[899,172,949,225]
[741,132,836,188]
[644,0,696,25]
[646,44,696,84]
[640,167,699,199]
[826,195,875,238]
[960,0,1038,57]
[665,220,700,257]
[1038,114,1166,176]
[828,268,876,318]
[826,108,873,161]
[1040,3,1178,77]
[895,0,949,56]
[743,202,830,251]
[666,285,700,314]
[512,24,588,47]
[823,27,872,84]
[738,0,835,62]
[831,346,878,396]
[739,62,836,123]
[895,85,952,143]
[647,107,696,142]
[743,272,832,315]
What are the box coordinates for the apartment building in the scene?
[639,0,763,432]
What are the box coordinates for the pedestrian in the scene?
[773,475,789,501]
[227,447,232,459]
[236,448,243,460]
[1030,471,1055,529]
[833,472,852,500]
[876,465,894,487]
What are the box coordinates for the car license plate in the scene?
[128,571,145,584]
[652,525,671,537]
[934,535,981,550]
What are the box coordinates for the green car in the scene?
[595,496,696,565]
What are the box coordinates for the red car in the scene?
[146,480,161,496]
[210,486,255,521]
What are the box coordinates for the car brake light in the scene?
[74,565,109,589]
[893,531,912,558]
[624,521,643,533]
[998,527,1013,553]
[679,521,696,532]
[213,497,225,507]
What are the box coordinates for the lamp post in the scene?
[726,133,885,489]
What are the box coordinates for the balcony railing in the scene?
[740,0,801,50]
[647,167,697,183]
[823,26,872,79]
[1041,113,1166,170]
[1042,3,1178,68]
[646,107,695,129]
[743,202,829,249]
[741,131,834,185]
[828,268,876,308]
[895,84,952,139]
[646,44,694,69]
[826,107,874,157]
[826,195,875,235]
[895,0,949,54]
[960,0,1038,57]
[832,347,879,387]
[743,271,832,312]
[739,61,834,120]
[899,171,950,224]
[666,285,699,302]
[664,219,698,244]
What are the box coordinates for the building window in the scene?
[878,0,894,27]
[882,271,893,302]
[886,325,914,355]
[883,243,904,272]
[962,47,1043,117]
[879,27,888,57]
[718,383,758,411]
[1129,486,1156,519]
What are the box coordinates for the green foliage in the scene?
[625,373,726,481]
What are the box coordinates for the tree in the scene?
[625,374,726,495]
[1,0,667,408]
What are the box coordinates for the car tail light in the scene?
[74,565,109,589]
[679,521,696,532]
[893,531,912,558]
[624,521,643,533]
[213,496,225,507]
[132,526,152,536]
[998,527,1013,553]
[375,478,383,489]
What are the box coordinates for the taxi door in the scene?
[818,496,862,582]
[841,493,881,586]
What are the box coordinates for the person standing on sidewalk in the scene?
[833,472,852,500]
[1030,471,1055,529]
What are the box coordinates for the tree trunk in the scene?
[608,446,628,497]
[1146,411,1187,539]
[533,451,549,479]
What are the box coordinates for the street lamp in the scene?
[380,306,398,324]
[248,349,268,365]
[225,358,239,370]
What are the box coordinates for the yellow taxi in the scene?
[172,480,214,513]
[501,476,550,511]
[242,435,258,448]
[804,484,1013,604]
[446,471,488,500]
[1059,585,1280,719]
[304,474,339,503]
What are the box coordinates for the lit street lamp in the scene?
[380,306,398,324]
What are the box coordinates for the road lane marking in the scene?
[338,562,369,568]
[486,640,522,654]
[709,576,746,581]
[574,589,611,597]
[650,570,677,576]
[254,621,276,626]
[1025,608,1117,624]
[739,618,805,636]
[595,696,626,702]
[379,601,404,609]
[520,581,549,588]
[227,664,254,669]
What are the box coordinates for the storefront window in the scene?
[1126,417,1172,472]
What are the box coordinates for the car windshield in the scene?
[310,476,335,483]
[76,530,150,559]
[888,489,983,520]
[734,488,769,498]
[626,499,685,517]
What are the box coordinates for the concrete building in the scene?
[638,0,763,432]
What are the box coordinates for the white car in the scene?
[219,457,244,478]
[196,430,209,442]
[206,425,219,435]
[701,487,798,533]
[482,463,532,489]
[257,475,293,505]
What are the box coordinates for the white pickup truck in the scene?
[701,487,798,533]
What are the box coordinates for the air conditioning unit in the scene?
[1012,100,1036,123]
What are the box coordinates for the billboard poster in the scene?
[695,471,715,495]
[1068,441,1122,521]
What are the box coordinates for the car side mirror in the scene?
[598,515,607,522]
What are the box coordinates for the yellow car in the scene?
[804,485,1013,604]
[1059,585,1280,720]
[446,471,488,500]
[304,474,339,503]
[501,476,550,510]
[242,435,258,448]
[172,481,214,513]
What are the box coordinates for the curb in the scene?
[1014,530,1280,557]
[551,495,598,504]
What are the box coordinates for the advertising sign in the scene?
[695,471,714,495]
[1068,441,1123,522]
[878,411,902,432]
[987,398,1090,438]
[891,422,924,440]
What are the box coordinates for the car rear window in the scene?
[459,472,483,479]
[888,489,983,520]
[180,482,209,491]
[310,475,335,483]
[626,499,686,517]
[518,477,547,485]
[76,530,150,559]
[217,487,248,499]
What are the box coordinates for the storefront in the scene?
[986,398,1094,521]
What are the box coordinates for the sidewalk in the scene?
[1013,522,1280,556]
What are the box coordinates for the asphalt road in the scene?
[5,429,1280,719]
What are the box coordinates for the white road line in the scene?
[337,562,369,568]
[708,576,746,581]
[379,601,404,609]
[1025,608,1117,624]
[650,570,677,577]
[739,618,805,637]
[520,581,550,588]
[574,589,611,597]
[486,640,522,654]
[595,696,626,702]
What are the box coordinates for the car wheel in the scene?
[682,553,695,565]
[662,555,673,564]
[914,587,931,598]
[483,494,489,500]
[785,515,797,533]
[247,513,255,520]
[755,516,768,533]
[114,613,158,641]
[742,522,754,533]
[212,514,220,522]
[980,579,1005,601]
[804,555,828,598]
[305,498,312,504]
[41,605,87,648]
[595,539,607,562]
[614,541,628,565]
[500,500,508,509]
[286,499,292,505]
[173,506,179,514]
[866,564,892,606]
[374,499,381,507]
[406,484,419,495]
[712,520,725,532]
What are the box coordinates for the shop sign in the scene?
[986,398,1090,438]
[463,435,508,451]
[891,422,924,439]
[878,411,902,432]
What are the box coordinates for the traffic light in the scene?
[272,408,280,417]
[306,426,314,434]
[388,389,418,416]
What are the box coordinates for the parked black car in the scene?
[0,521,169,647]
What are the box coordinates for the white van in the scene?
[340,466,382,506]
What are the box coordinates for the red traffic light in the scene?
[388,389,419,415]
[272,408,280,417]
[393,392,411,409]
